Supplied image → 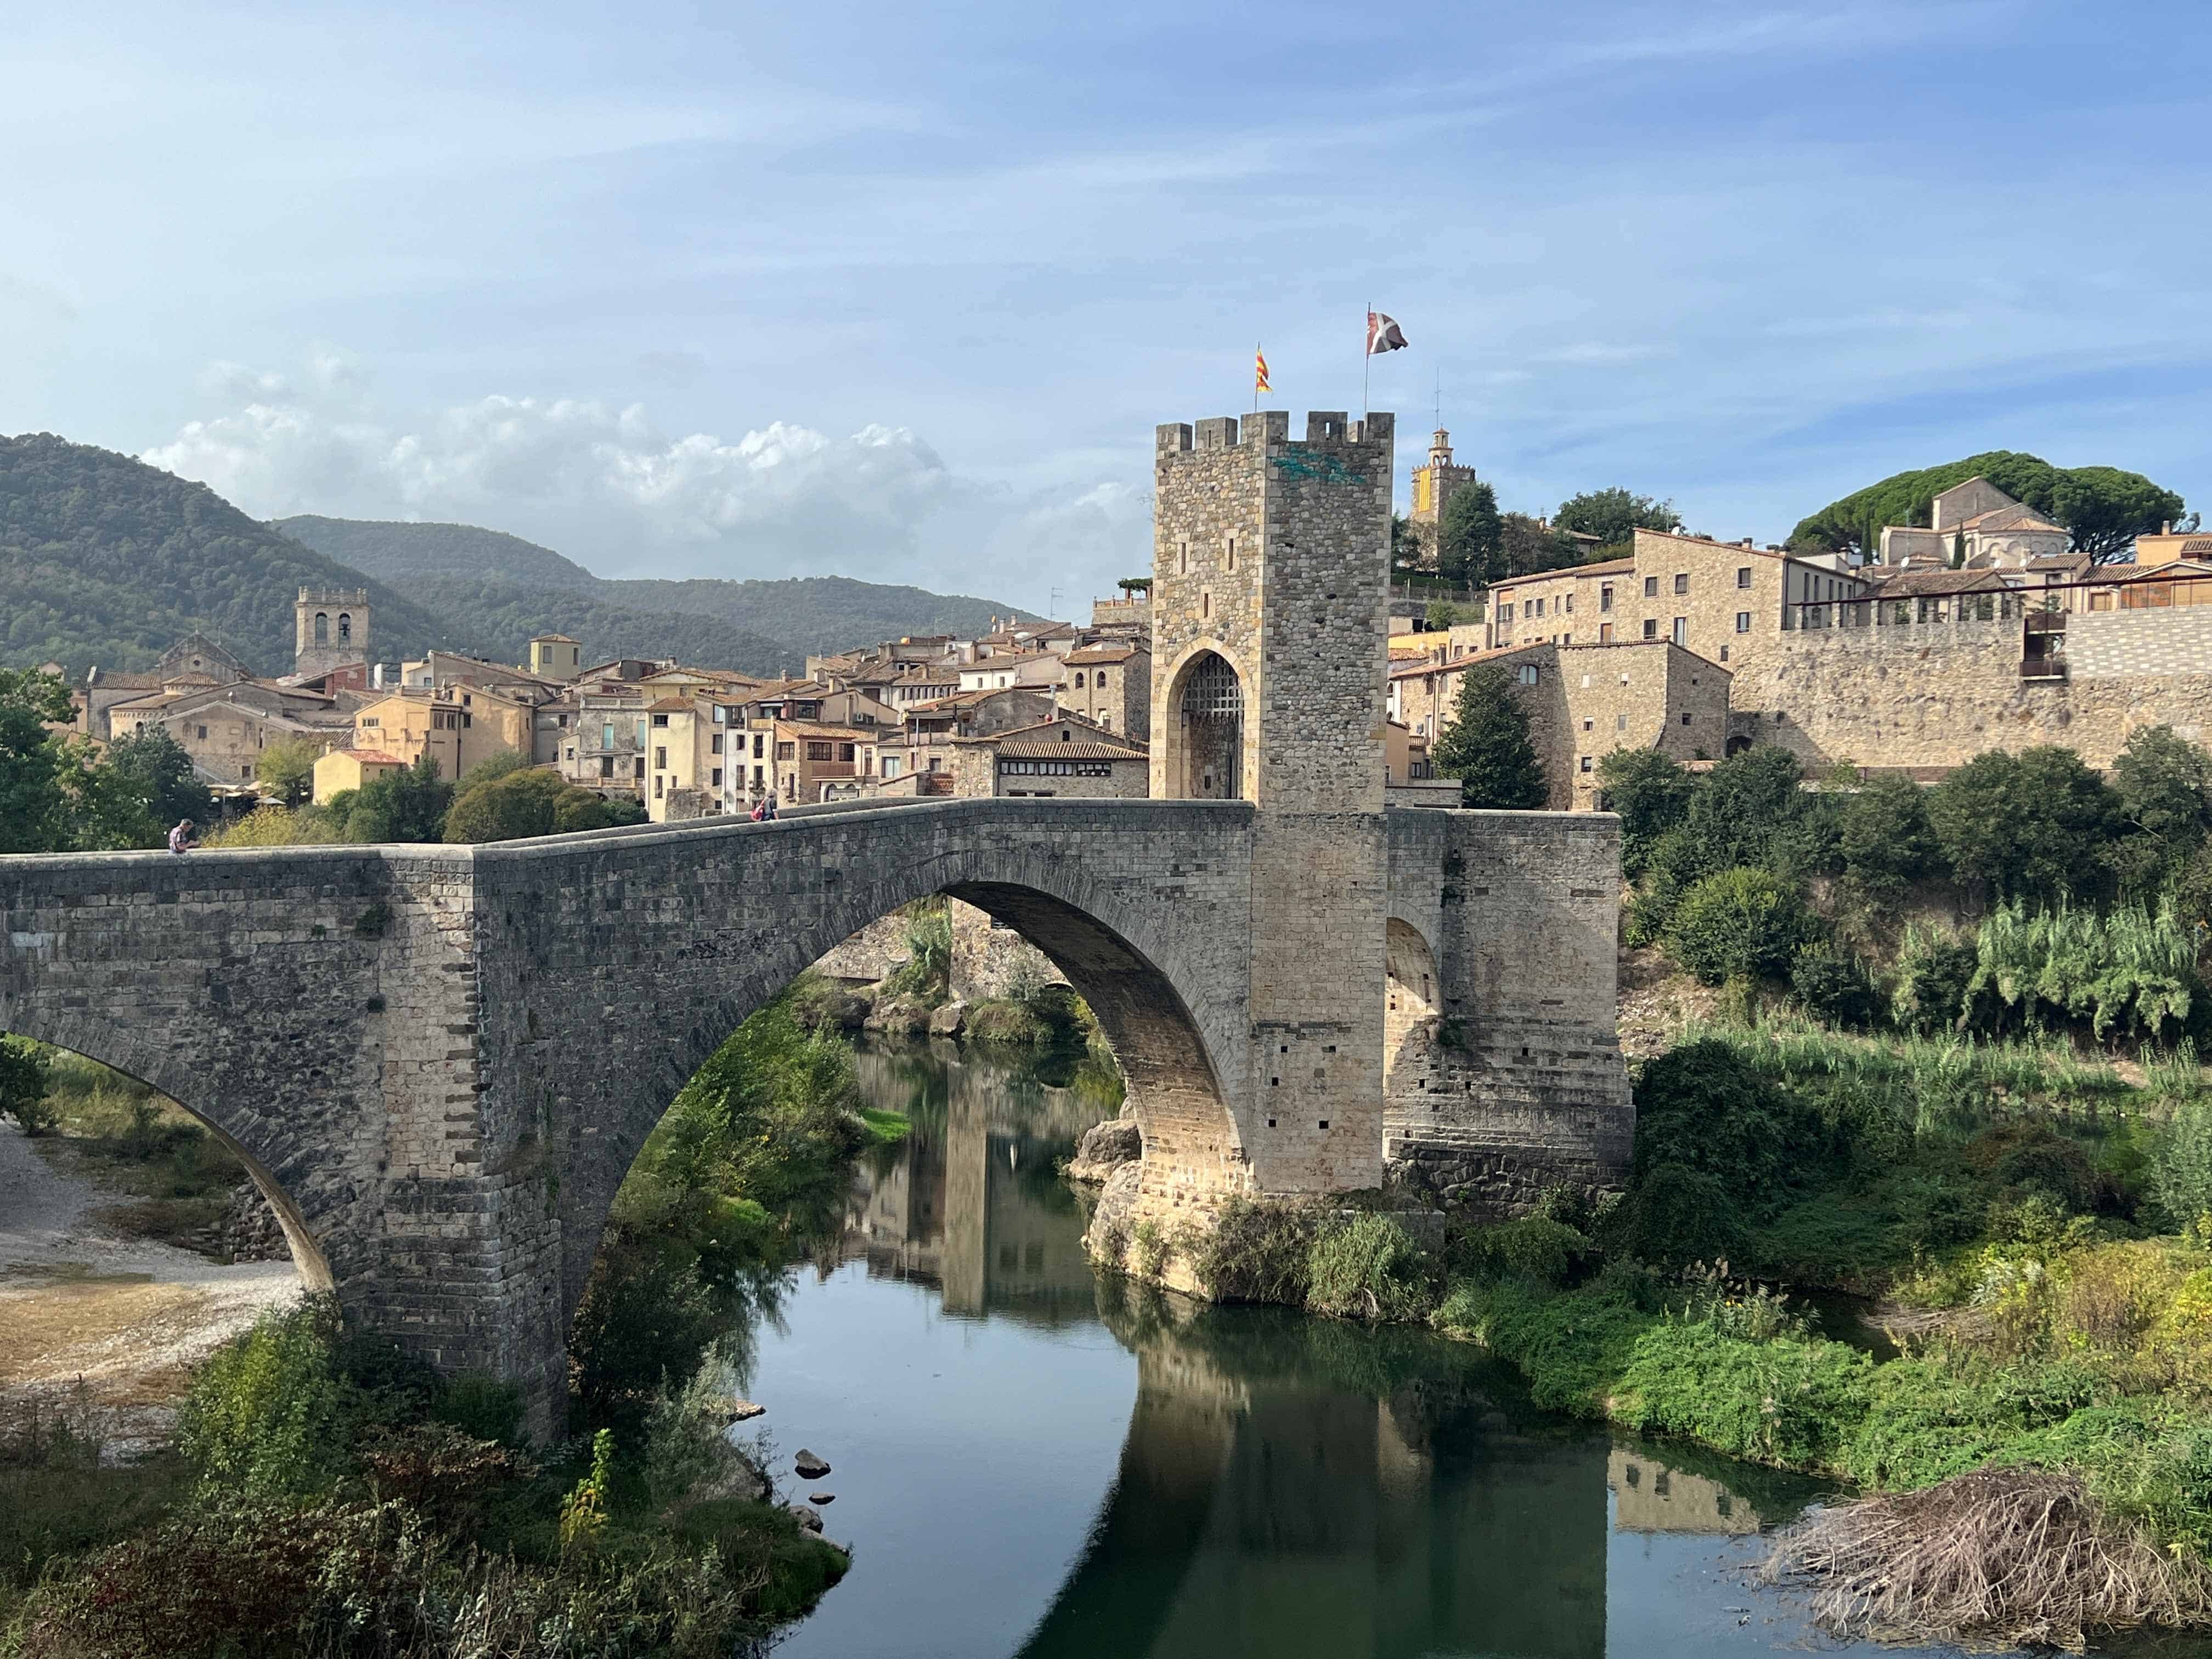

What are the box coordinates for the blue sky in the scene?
[3,1,2207,613]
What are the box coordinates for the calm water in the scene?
[746,1040,2208,1659]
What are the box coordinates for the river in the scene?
[747,1039,2210,1659]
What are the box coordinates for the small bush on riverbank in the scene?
[1306,1214,1432,1323]
[1192,1197,1312,1305]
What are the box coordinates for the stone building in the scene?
[1058,641,1150,739]
[351,684,529,782]
[1876,477,2073,569]
[103,679,354,786]
[295,587,370,680]
[1489,529,1867,673]
[1390,640,1729,811]
[946,716,1149,798]
[311,747,405,800]
[527,634,583,680]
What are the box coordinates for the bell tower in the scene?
[295,587,370,679]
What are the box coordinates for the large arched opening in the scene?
[1160,648,1248,800]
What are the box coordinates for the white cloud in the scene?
[139,353,1144,609]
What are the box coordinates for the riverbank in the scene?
[1075,1017,2212,1651]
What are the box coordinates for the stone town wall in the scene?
[948,898,1066,1001]
[1734,607,2212,770]
[1383,809,1633,1213]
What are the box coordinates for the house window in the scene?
[1720,645,1730,662]
[654,746,667,769]
[1643,576,1659,597]
[1616,714,1628,731]
[1735,612,1751,633]
[1680,712,1693,725]
[838,744,855,762]
[565,746,574,761]
[1581,718,1593,731]
[600,755,612,778]
[1579,755,1593,772]
[1599,624,1613,644]
[807,741,833,761]
[633,758,645,778]
[710,735,722,754]
[601,723,614,749]
[1641,619,1657,639]
[1074,673,1086,689]
[1565,594,1574,613]
[1737,567,1752,588]
[652,713,668,727]
[1516,663,1538,685]
[654,775,663,798]
[753,734,764,758]
[711,767,723,787]
[776,743,794,760]
[196,725,207,740]
[1673,573,1688,595]
[1600,585,1613,612]
[1672,617,1688,646]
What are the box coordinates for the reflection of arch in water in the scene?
[0,1033,331,1293]
[1018,1295,1611,1659]
[1157,643,1250,801]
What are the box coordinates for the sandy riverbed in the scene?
[0,1121,300,1456]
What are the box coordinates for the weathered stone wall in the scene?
[1734,607,2212,770]
[1383,810,1633,1212]
[947,898,1066,1001]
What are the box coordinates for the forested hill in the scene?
[0,434,454,677]
[274,517,1035,650]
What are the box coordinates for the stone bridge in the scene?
[1,795,1627,1435]
[2,407,1633,1435]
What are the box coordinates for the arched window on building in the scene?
[337,613,352,643]
[314,612,329,644]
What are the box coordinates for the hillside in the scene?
[0,435,455,676]
[274,517,1034,652]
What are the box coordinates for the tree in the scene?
[446,764,646,843]
[1497,512,1583,578]
[254,737,323,808]
[1832,775,1940,905]
[1436,479,1502,588]
[1788,451,2185,563]
[1431,664,1547,809]
[1554,488,1681,549]
[1423,599,1464,629]
[1596,749,1694,877]
[1667,866,1816,985]
[1926,747,2117,901]
[1684,744,1805,872]
[0,668,75,854]
[343,754,453,843]
[93,727,213,844]
[1390,514,1423,573]
[1116,576,1152,594]
[2110,725,2212,895]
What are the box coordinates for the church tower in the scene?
[1407,428,1477,565]
[295,587,370,679]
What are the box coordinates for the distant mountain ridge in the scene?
[0,437,1039,681]
[272,516,1036,657]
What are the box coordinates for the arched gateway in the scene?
[2,410,1633,1437]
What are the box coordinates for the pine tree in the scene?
[1432,663,1547,809]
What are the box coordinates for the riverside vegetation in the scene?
[1103,729,2212,1650]
[0,995,902,1658]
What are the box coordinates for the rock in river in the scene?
[786,1503,823,1533]
[794,1448,832,1480]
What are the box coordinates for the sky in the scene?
[3,1,2209,614]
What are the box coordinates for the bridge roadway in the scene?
[0,795,1628,1436]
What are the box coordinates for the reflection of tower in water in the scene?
[841,1045,1102,1318]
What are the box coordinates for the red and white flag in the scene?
[1366,310,1409,355]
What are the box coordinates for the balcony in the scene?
[2020,655,2068,682]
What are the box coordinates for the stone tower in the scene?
[295,587,370,679]
[1150,409,1394,1196]
[1408,428,1477,563]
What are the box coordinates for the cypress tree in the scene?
[1431,663,1548,809]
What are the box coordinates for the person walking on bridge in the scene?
[166,819,198,855]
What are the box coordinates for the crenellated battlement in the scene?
[1155,410,1395,456]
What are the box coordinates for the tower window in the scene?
[337,613,352,642]
[1201,591,1211,620]
[314,612,329,643]
[1226,535,1238,572]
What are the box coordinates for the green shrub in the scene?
[0,1035,56,1136]
[1970,899,2197,1042]
[1667,866,1815,984]
[1605,1163,1752,1267]
[1620,1321,1873,1468]
[175,1301,357,1499]
[963,997,1049,1045]
[1629,1039,1822,1195]
[1893,923,1977,1034]
[2155,1091,2212,1229]
[1446,1216,1592,1289]
[1468,1282,1656,1413]
[1306,1213,1432,1322]
[429,1373,526,1446]
[1193,1196,1312,1305]
[1791,943,1882,1029]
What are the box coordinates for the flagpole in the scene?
[1362,302,1371,420]
[1254,341,1260,417]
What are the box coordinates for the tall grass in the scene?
[1970,900,2196,1042]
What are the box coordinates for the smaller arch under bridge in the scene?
[0,798,1629,1436]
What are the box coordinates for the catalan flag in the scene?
[1254,346,1271,395]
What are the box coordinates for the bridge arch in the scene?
[519,804,1259,1332]
[0,1019,336,1293]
